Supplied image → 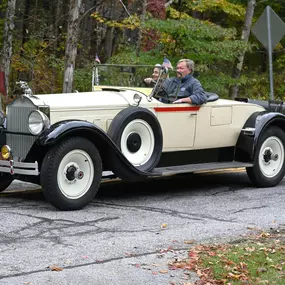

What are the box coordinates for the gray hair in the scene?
[177,59,194,74]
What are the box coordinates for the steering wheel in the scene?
[152,82,178,103]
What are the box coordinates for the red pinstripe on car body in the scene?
[154,106,200,112]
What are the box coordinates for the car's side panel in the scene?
[49,107,126,133]
[153,100,264,152]
[210,106,232,126]
[194,104,265,150]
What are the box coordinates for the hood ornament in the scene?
[16,81,33,97]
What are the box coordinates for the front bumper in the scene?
[0,160,39,175]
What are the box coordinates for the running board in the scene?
[153,161,253,176]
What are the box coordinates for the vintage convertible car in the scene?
[0,65,285,210]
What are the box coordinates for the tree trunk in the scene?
[63,0,84,93]
[20,0,31,55]
[103,0,115,61]
[1,0,16,103]
[136,0,147,57]
[230,0,256,99]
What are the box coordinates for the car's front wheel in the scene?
[40,137,102,210]
[246,126,285,187]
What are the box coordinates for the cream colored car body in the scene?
[36,88,264,153]
[3,84,285,211]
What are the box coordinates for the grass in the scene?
[169,229,285,284]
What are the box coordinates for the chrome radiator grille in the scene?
[6,104,37,159]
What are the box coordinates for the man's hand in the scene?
[173,97,192,104]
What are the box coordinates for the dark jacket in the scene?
[163,75,207,105]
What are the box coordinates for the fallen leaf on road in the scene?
[160,246,173,253]
[247,226,259,230]
[159,269,168,274]
[48,265,63,271]
[161,223,167,229]
[260,232,270,238]
[125,252,136,256]
[184,240,195,244]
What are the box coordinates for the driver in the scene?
[163,59,207,105]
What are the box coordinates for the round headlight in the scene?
[28,110,49,135]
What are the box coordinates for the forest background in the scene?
[0,0,285,102]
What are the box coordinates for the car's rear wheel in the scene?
[107,107,163,172]
[246,127,285,187]
[41,137,102,210]
[0,174,13,192]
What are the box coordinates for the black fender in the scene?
[31,120,161,181]
[235,111,285,162]
[0,128,6,148]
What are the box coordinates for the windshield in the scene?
[92,64,177,90]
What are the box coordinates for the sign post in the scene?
[251,6,285,100]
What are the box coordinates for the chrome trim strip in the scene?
[0,160,39,175]
[241,127,255,136]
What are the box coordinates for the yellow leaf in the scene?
[161,223,167,229]
[48,265,63,271]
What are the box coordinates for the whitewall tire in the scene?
[246,127,285,187]
[107,107,163,172]
[41,137,102,210]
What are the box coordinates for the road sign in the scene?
[252,6,285,51]
[251,6,285,100]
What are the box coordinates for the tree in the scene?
[136,0,147,57]
[63,0,84,93]
[230,0,256,99]
[1,0,16,103]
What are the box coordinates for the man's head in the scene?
[176,59,194,78]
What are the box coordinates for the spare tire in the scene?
[107,107,163,172]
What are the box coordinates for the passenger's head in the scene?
[152,64,162,81]
[176,59,194,78]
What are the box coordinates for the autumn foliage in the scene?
[147,0,166,19]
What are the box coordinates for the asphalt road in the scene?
[0,170,284,285]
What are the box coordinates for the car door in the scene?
[154,105,199,150]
